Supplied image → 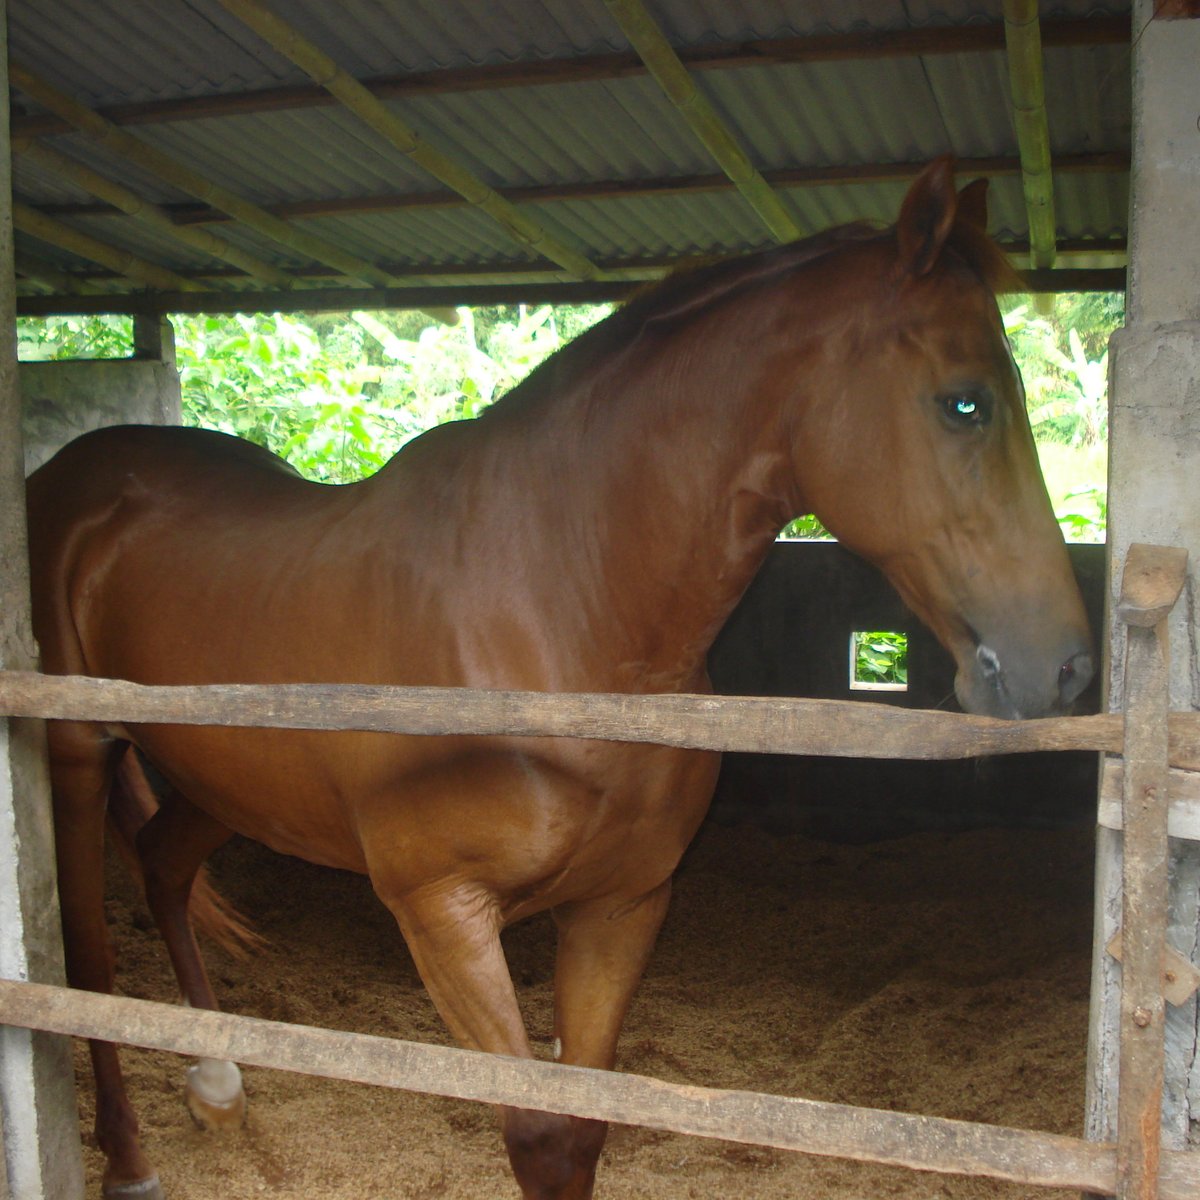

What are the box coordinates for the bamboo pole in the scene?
[601,0,799,243]
[1003,1,1057,270]
[12,251,108,295]
[215,0,601,282]
[3,670,1200,770]
[8,65,456,322]
[11,203,201,293]
[13,138,294,289]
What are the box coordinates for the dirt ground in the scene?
[76,818,1096,1199]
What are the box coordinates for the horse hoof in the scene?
[103,1175,165,1200]
[185,1058,247,1131]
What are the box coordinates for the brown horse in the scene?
[26,159,1092,1200]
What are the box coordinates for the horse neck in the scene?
[500,312,810,690]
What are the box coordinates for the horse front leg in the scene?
[378,877,594,1199]
[543,880,675,1197]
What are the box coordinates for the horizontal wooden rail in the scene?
[1,979,1195,1198]
[3,670,1200,768]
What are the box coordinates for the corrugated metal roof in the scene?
[8,0,1132,311]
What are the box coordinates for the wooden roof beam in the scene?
[9,17,1130,139]
[216,0,601,282]
[34,151,1122,227]
[13,265,1129,320]
[8,64,457,324]
[601,0,798,242]
[1003,1,1057,270]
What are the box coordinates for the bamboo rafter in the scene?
[601,0,799,243]
[9,65,456,323]
[215,0,602,282]
[1003,1,1058,270]
[13,250,109,296]
[13,137,295,290]
[11,203,201,293]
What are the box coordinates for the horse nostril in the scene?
[975,644,1002,680]
[1058,650,1094,705]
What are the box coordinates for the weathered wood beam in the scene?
[12,202,202,292]
[601,0,799,242]
[2,669,1200,768]
[13,261,1128,316]
[216,0,601,281]
[12,137,295,289]
[7,978,1197,1197]
[1114,545,1188,1199]
[11,265,1128,318]
[9,17,1131,139]
[1003,1,1058,269]
[8,64,457,324]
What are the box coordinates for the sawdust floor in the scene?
[77,819,1095,1199]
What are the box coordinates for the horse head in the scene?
[789,158,1093,719]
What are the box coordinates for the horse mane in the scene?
[488,222,881,417]
[490,203,1020,417]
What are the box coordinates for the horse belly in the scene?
[125,724,383,872]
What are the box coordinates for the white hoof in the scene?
[103,1175,164,1200]
[185,1058,247,1131]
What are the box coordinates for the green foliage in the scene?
[779,514,833,540]
[853,630,908,686]
[17,314,133,360]
[171,304,612,483]
[1054,484,1108,543]
[1002,292,1121,449]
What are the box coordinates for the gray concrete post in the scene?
[0,1,87,1193]
[1086,0,1200,1155]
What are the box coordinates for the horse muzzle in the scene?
[955,635,1095,720]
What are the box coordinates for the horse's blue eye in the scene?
[940,392,991,426]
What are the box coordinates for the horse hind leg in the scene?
[112,754,249,1132]
[49,727,164,1200]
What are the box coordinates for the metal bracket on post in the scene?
[1114,542,1188,1200]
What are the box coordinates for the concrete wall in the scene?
[20,357,181,474]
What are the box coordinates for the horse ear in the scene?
[955,178,990,233]
[895,156,959,278]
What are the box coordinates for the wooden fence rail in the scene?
[4,668,1200,767]
[0,979,1197,1199]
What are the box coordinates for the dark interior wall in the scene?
[707,541,1106,841]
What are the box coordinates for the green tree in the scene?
[17,314,132,359]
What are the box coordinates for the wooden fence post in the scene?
[1114,543,1187,1199]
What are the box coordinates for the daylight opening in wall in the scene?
[850,630,908,692]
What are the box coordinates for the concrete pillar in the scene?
[1086,0,1200,1155]
[0,0,87,1193]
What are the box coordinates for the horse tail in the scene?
[108,747,263,959]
